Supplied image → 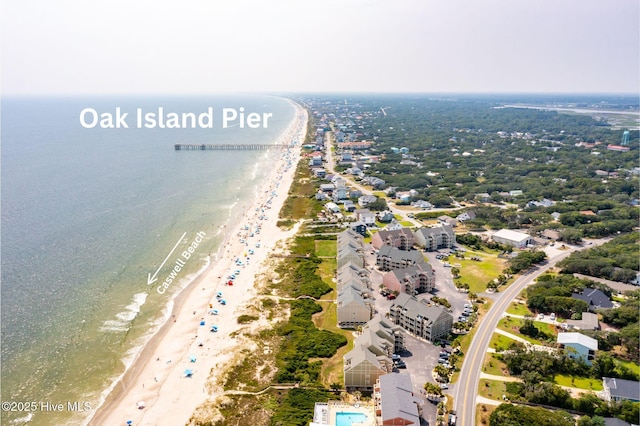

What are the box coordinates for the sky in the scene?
[2,0,639,95]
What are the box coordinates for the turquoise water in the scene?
[336,412,368,426]
[0,95,295,425]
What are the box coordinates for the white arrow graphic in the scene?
[147,232,187,285]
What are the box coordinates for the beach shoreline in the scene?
[87,99,307,426]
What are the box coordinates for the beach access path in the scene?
[88,102,308,426]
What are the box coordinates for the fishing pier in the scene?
[174,143,289,151]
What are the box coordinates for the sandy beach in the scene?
[88,100,308,426]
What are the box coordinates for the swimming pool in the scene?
[335,412,368,426]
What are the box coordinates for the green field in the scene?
[455,248,506,293]
[489,333,518,352]
[478,379,509,401]
[554,374,603,391]
[497,316,557,345]
[483,353,510,377]
[506,301,533,317]
[315,240,337,257]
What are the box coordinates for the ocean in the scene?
[0,95,296,425]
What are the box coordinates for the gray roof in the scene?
[415,224,454,239]
[391,293,451,325]
[344,345,389,372]
[392,264,435,282]
[572,288,614,310]
[378,373,420,425]
[377,245,424,264]
[604,377,640,401]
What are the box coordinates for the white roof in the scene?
[493,229,531,243]
[557,332,598,350]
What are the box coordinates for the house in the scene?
[344,200,356,212]
[557,332,598,366]
[414,225,456,251]
[456,210,476,222]
[337,286,373,328]
[371,228,415,251]
[377,211,395,223]
[411,200,433,210]
[349,221,367,236]
[333,184,349,201]
[313,168,327,178]
[572,288,614,312]
[383,264,435,295]
[376,245,426,271]
[437,215,457,227]
[600,377,640,402]
[319,183,335,193]
[389,293,453,342]
[509,190,524,197]
[325,202,341,214]
[358,194,378,207]
[373,373,421,426]
[475,193,492,203]
[492,229,534,248]
[354,209,377,227]
[395,191,412,203]
[565,312,600,330]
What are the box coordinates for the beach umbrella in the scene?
[184,369,193,377]
[126,421,133,425]
[199,320,205,326]
[210,325,218,332]
[136,401,145,409]
[189,355,197,363]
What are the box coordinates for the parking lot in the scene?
[363,243,470,425]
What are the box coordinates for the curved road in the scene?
[453,240,608,426]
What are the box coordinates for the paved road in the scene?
[453,240,608,426]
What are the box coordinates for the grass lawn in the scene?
[315,240,337,257]
[554,374,603,391]
[476,403,497,426]
[497,316,556,346]
[399,221,414,227]
[316,259,337,291]
[478,379,508,401]
[483,353,510,377]
[450,300,493,383]
[506,301,533,317]
[489,333,517,353]
[455,249,506,294]
[616,359,640,377]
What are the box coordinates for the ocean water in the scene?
[0,95,296,425]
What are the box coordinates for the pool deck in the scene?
[310,401,376,426]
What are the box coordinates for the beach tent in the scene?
[199,320,205,326]
[184,369,193,377]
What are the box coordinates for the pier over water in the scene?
[174,143,289,151]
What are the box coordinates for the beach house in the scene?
[557,332,598,366]
[382,265,435,295]
[371,228,415,251]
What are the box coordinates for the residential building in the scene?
[383,265,435,295]
[437,215,457,227]
[355,209,377,227]
[492,229,534,248]
[600,377,640,402]
[389,293,453,342]
[557,332,598,366]
[376,245,426,272]
[413,225,455,251]
[371,228,415,251]
[565,312,600,330]
[325,202,340,214]
[343,315,403,390]
[358,194,378,207]
[337,286,373,328]
[456,210,476,222]
[373,373,421,426]
[572,288,614,312]
[349,221,367,236]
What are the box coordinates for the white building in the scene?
[492,229,534,248]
